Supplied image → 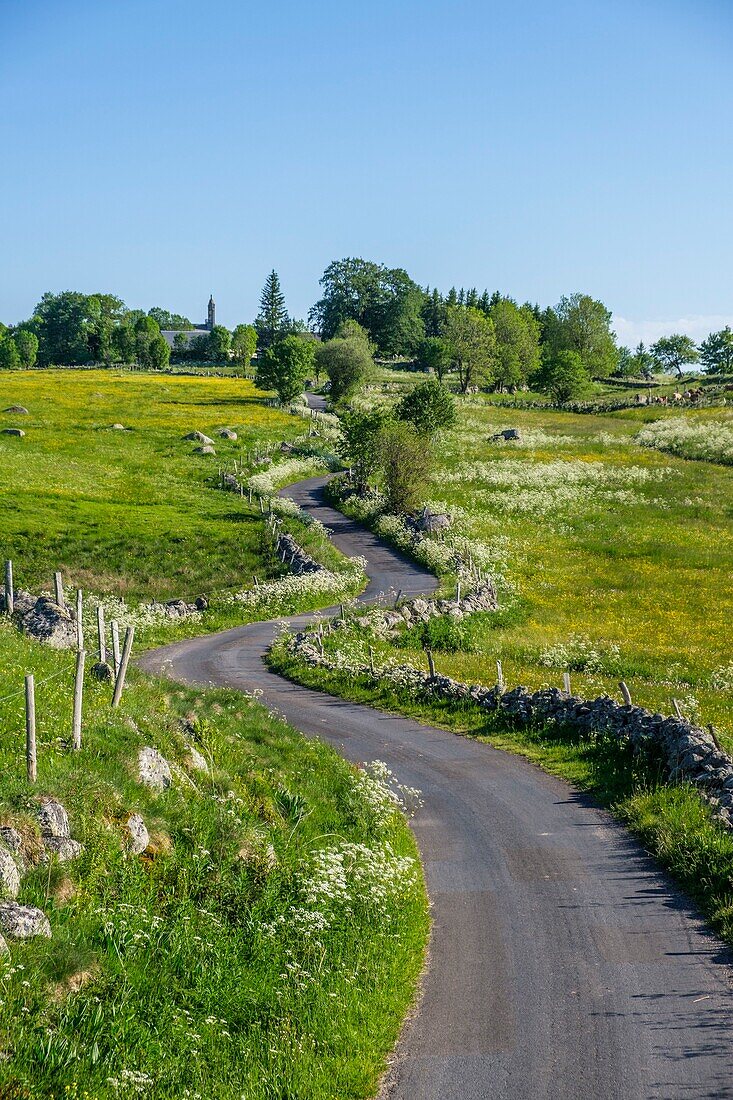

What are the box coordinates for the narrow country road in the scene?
[141,474,733,1100]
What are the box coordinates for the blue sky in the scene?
[1,0,731,343]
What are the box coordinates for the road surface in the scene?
[141,475,733,1100]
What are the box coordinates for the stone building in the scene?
[160,295,216,349]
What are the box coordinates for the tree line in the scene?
[2,264,732,397]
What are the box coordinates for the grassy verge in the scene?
[0,624,428,1099]
[268,638,733,945]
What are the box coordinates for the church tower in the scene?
[207,294,216,330]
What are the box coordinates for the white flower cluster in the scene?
[538,633,622,675]
[270,495,332,540]
[351,759,422,822]
[106,1070,153,1094]
[711,663,733,693]
[636,416,733,466]
[247,456,325,498]
[224,558,366,617]
[83,594,202,633]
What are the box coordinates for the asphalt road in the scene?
[141,475,733,1099]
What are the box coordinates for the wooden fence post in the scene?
[427,650,436,679]
[369,646,375,675]
[97,604,106,664]
[4,560,13,615]
[563,672,571,694]
[54,572,65,608]
[112,626,135,708]
[75,589,84,651]
[111,621,121,676]
[72,649,85,750]
[456,581,462,606]
[25,674,36,782]
[619,681,632,706]
[496,660,504,693]
[394,589,403,609]
[672,699,683,719]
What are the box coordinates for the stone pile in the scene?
[0,586,78,648]
[288,627,733,830]
[276,531,323,575]
[358,581,498,635]
[146,596,209,619]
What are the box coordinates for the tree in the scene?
[231,323,257,368]
[699,327,733,375]
[631,341,655,379]
[338,407,392,490]
[148,334,170,371]
[535,350,589,403]
[315,333,374,403]
[443,305,497,393]
[650,334,699,378]
[172,332,190,360]
[0,335,20,370]
[416,336,452,380]
[545,293,617,377]
[134,315,163,370]
[208,325,231,363]
[256,335,315,404]
[381,422,432,515]
[422,288,446,337]
[112,322,137,363]
[396,377,456,437]
[13,330,38,368]
[488,298,541,391]
[148,306,191,330]
[309,257,425,355]
[255,270,290,349]
[33,290,92,365]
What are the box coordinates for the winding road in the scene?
[141,471,733,1099]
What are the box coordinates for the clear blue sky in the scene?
[1,0,731,344]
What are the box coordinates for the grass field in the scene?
[331,391,733,750]
[0,370,303,603]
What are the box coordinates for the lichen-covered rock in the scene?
[111,423,126,430]
[186,745,208,773]
[218,428,237,440]
[197,445,216,455]
[42,837,83,862]
[138,747,172,791]
[91,660,113,681]
[0,932,9,956]
[2,428,25,437]
[3,405,28,415]
[20,596,77,648]
[184,431,215,445]
[0,827,23,856]
[126,814,149,855]
[37,799,70,838]
[0,849,20,899]
[0,902,51,939]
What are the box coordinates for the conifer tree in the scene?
[255,270,290,349]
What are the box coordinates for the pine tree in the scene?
[255,270,290,349]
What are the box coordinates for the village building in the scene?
[160,295,215,349]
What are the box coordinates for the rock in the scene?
[20,596,76,648]
[37,799,71,838]
[42,837,83,862]
[125,814,149,855]
[0,902,51,939]
[91,660,113,681]
[196,445,216,455]
[0,933,9,957]
[0,849,20,899]
[0,827,23,856]
[111,423,126,430]
[138,747,172,791]
[3,405,28,415]
[183,431,215,445]
[194,596,208,611]
[2,428,25,437]
[498,428,522,441]
[414,506,451,533]
[186,745,208,773]
[218,428,237,440]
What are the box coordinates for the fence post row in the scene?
[72,649,85,750]
[112,626,135,708]
[97,604,106,664]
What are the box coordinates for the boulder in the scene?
[0,902,51,939]
[497,428,522,442]
[20,596,77,648]
[183,431,215,445]
[3,405,28,415]
[138,747,172,791]
[91,660,113,681]
[2,428,25,437]
[414,506,451,533]
[186,745,209,773]
[42,837,83,862]
[0,827,23,856]
[37,799,70,838]
[0,849,20,899]
[111,423,126,430]
[194,596,208,611]
[125,813,149,855]
[218,428,238,440]
[197,445,216,455]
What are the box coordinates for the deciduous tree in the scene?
[396,377,456,437]
[315,331,374,402]
[545,293,617,378]
[488,298,541,391]
[256,335,315,404]
[535,349,589,402]
[699,327,733,374]
[650,334,699,377]
[231,323,258,367]
[444,306,497,393]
